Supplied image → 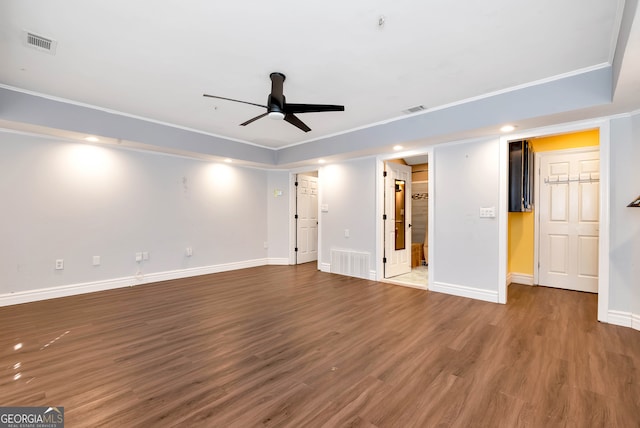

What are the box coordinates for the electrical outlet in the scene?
[142,251,149,261]
[55,259,64,270]
[344,229,350,238]
[135,252,143,262]
[263,241,268,249]
[186,247,193,257]
[92,256,101,266]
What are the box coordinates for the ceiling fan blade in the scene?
[203,94,267,109]
[240,112,269,126]
[284,113,311,132]
[285,103,345,114]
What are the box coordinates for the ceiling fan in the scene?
[203,72,344,132]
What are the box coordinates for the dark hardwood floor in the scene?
[1,264,639,427]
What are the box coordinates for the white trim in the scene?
[316,168,324,272]
[375,158,385,281]
[498,132,508,303]
[0,258,269,307]
[430,282,499,303]
[267,258,290,265]
[507,272,512,286]
[320,263,331,273]
[608,311,640,331]
[510,273,534,286]
[369,270,377,281]
[607,310,634,328]
[597,122,610,323]
[427,148,435,292]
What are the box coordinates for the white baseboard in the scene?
[369,270,377,281]
[509,272,534,286]
[607,310,640,331]
[320,263,331,273]
[0,258,269,307]
[430,281,499,303]
[267,258,290,265]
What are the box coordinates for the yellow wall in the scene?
[508,129,599,275]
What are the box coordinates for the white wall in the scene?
[319,158,377,273]
[431,138,501,301]
[609,114,640,325]
[0,132,269,301]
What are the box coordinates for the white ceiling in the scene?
[1,0,637,152]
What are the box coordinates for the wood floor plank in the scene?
[1,264,640,427]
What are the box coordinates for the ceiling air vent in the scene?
[403,105,426,114]
[23,31,57,55]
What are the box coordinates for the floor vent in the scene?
[330,249,370,279]
[24,31,57,55]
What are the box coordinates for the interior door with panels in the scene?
[538,149,599,293]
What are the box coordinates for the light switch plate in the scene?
[479,207,496,218]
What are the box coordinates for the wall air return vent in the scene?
[403,105,426,114]
[23,31,57,55]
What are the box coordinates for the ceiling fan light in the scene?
[268,111,285,120]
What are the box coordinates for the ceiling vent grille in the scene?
[403,105,426,114]
[23,31,57,55]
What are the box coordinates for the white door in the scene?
[538,150,599,293]
[296,174,318,264]
[384,162,412,278]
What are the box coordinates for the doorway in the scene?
[502,123,609,321]
[381,155,430,289]
[295,172,318,264]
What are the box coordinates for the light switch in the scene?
[321,204,329,212]
[479,207,496,218]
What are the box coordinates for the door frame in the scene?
[533,146,600,290]
[499,118,610,321]
[288,168,321,269]
[383,161,413,278]
[376,147,434,290]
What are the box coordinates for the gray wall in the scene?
[319,158,377,272]
[432,138,501,292]
[609,115,640,316]
[266,170,290,261]
[0,131,270,294]
[3,113,639,323]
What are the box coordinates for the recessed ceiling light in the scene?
[84,136,99,142]
[500,125,516,133]
[224,158,232,163]
[318,159,326,164]
[393,145,403,151]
